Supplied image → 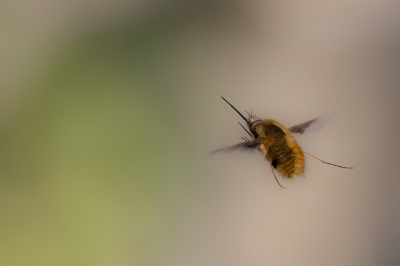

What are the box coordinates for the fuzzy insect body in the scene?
[253,120,305,179]
[212,97,353,189]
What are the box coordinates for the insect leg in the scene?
[303,151,354,169]
[268,163,286,189]
[238,122,254,139]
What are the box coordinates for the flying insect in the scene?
[211,96,353,189]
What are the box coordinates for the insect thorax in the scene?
[251,120,286,143]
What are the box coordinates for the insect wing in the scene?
[209,139,261,154]
[288,118,318,134]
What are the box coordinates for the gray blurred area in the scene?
[1,1,400,265]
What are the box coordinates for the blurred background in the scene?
[1,1,400,265]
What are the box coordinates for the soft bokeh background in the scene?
[1,1,400,265]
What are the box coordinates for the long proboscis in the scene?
[221,96,248,123]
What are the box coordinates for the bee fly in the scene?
[211,97,353,189]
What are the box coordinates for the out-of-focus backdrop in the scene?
[1,1,400,265]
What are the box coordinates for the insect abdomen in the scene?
[257,121,306,179]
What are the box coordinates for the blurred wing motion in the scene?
[288,118,318,134]
[209,139,261,154]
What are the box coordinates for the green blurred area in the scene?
[0,6,200,265]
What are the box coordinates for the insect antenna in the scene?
[241,137,248,142]
[304,151,354,169]
[269,163,286,189]
[238,122,254,139]
[221,96,248,123]
[245,110,253,118]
